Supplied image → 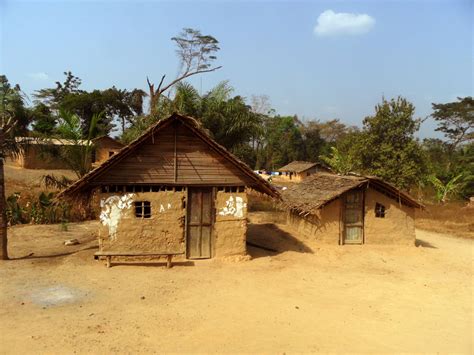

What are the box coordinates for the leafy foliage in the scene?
[123,81,263,166]
[0,76,27,157]
[172,28,220,74]
[320,147,353,174]
[41,174,74,190]
[258,115,305,170]
[5,191,71,225]
[55,109,100,177]
[428,174,464,203]
[431,97,474,149]
[356,96,427,190]
[34,72,146,137]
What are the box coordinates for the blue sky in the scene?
[1,0,472,138]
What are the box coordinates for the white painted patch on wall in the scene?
[159,203,172,213]
[219,196,247,218]
[100,194,134,240]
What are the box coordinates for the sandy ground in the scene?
[0,217,472,354]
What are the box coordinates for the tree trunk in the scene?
[0,129,9,260]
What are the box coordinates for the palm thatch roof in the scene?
[57,113,279,199]
[277,161,327,173]
[281,173,423,216]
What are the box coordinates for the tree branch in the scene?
[158,66,222,96]
[156,74,166,94]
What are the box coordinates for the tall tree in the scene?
[317,118,356,143]
[35,71,82,110]
[147,28,221,115]
[431,97,474,149]
[301,121,328,161]
[30,102,57,135]
[357,96,427,190]
[0,76,30,135]
[35,72,146,137]
[0,76,24,260]
[261,115,305,170]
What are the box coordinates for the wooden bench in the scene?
[94,251,184,268]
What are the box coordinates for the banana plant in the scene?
[320,146,354,175]
[428,173,464,203]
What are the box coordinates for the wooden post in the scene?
[106,256,111,268]
[166,254,172,268]
[174,124,178,183]
[0,128,8,260]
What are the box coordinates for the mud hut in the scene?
[281,173,423,245]
[58,113,279,266]
[11,135,122,170]
[276,161,330,182]
[91,136,124,167]
[11,137,86,169]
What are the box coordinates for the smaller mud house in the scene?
[275,161,330,182]
[11,136,123,170]
[282,173,423,245]
[59,113,278,265]
[11,137,79,169]
[91,136,124,168]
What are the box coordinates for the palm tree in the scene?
[55,109,101,178]
[0,78,23,260]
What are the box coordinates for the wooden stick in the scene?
[167,255,172,268]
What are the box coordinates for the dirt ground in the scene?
[0,214,472,354]
[4,161,76,196]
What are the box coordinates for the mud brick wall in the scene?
[213,191,248,257]
[287,199,341,244]
[364,188,415,245]
[97,191,186,254]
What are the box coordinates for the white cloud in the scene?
[28,72,49,81]
[314,10,375,37]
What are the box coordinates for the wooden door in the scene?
[343,189,364,244]
[187,187,213,259]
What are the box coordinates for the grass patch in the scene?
[416,201,474,238]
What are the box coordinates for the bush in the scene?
[5,191,74,226]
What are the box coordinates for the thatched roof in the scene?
[277,161,326,173]
[57,113,279,199]
[281,173,423,215]
[91,136,124,149]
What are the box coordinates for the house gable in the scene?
[94,121,251,185]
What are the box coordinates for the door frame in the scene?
[341,188,365,245]
[185,186,215,259]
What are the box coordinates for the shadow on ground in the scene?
[415,239,437,249]
[11,245,99,260]
[247,223,313,258]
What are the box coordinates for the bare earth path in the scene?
[0,221,472,354]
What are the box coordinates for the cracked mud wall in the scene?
[213,191,248,257]
[97,191,186,254]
